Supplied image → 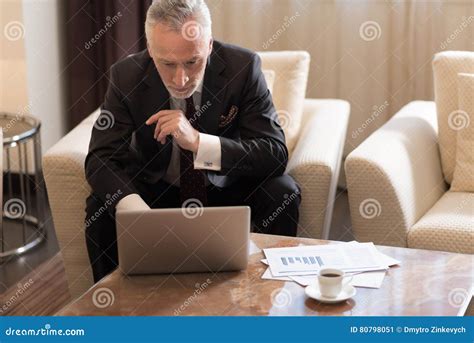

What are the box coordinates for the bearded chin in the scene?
[166,84,198,99]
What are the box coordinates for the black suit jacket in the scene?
[85,41,288,209]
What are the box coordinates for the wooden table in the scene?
[57,233,473,316]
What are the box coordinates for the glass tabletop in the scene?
[0,113,40,143]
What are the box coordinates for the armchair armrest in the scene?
[43,112,97,299]
[345,101,447,247]
[287,99,350,239]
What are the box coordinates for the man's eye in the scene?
[164,63,175,67]
[186,60,197,66]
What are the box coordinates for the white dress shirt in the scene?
[116,81,222,211]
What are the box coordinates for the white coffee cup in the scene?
[317,267,353,298]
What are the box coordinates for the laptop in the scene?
[115,206,250,275]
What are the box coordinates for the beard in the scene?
[165,70,205,99]
[166,84,198,99]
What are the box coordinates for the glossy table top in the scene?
[57,234,473,316]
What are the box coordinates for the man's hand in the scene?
[146,110,200,153]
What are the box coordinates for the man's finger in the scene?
[157,125,177,144]
[153,114,180,139]
[146,110,182,125]
[157,119,180,142]
[155,118,180,140]
[157,119,179,140]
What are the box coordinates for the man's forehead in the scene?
[152,38,208,61]
[150,23,209,61]
[155,52,202,63]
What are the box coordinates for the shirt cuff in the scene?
[194,133,222,171]
[116,193,151,212]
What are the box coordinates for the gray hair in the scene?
[145,0,212,42]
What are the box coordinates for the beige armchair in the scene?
[345,51,473,255]
[43,51,350,299]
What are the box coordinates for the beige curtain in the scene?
[207,0,473,163]
[1,0,29,114]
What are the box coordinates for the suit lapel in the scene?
[199,51,227,135]
[141,57,174,150]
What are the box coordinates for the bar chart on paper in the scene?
[274,249,345,273]
[264,243,389,277]
[280,256,324,266]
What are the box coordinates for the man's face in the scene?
[147,21,212,99]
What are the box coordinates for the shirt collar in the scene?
[195,77,204,95]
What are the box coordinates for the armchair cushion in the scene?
[408,192,474,254]
[257,51,310,152]
[346,101,447,247]
[43,113,96,299]
[432,51,474,184]
[262,69,275,93]
[451,73,474,192]
[287,99,350,238]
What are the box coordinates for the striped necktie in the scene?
[179,96,208,206]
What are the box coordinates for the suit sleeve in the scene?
[218,54,288,178]
[84,64,139,210]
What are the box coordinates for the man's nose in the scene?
[173,66,189,88]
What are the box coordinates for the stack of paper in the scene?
[261,242,400,289]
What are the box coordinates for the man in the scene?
[85,0,301,282]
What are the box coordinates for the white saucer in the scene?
[305,283,356,304]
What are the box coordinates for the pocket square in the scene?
[219,105,239,128]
